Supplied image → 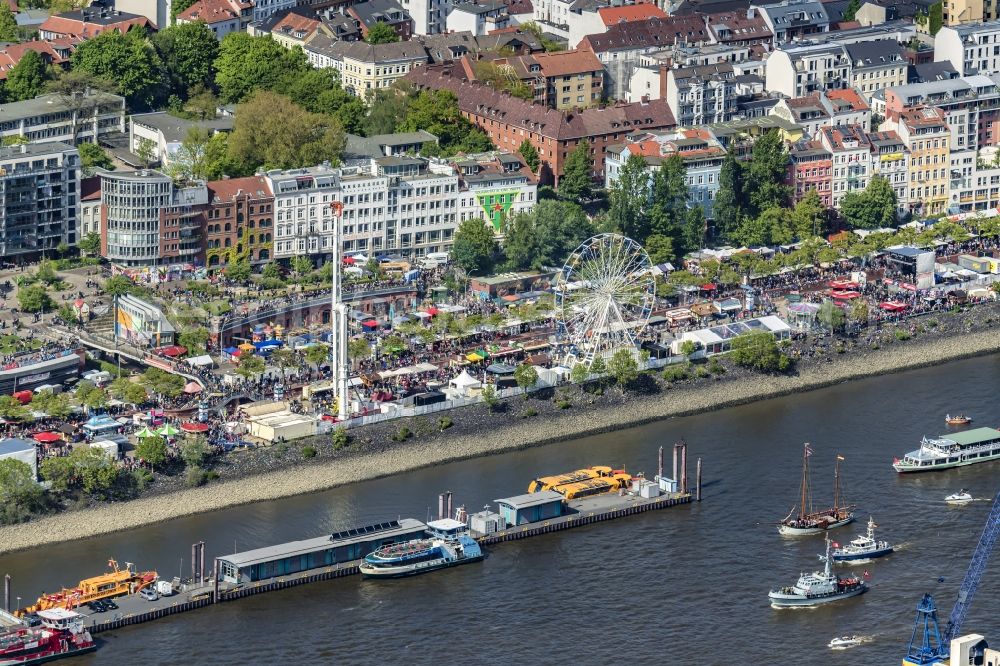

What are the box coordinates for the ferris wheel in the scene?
[555,233,655,367]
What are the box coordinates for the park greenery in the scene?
[729,331,793,373]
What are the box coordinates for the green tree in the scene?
[83,387,109,413]
[365,21,399,44]
[570,362,590,385]
[153,22,218,98]
[214,33,308,103]
[729,331,792,373]
[713,148,744,242]
[124,383,149,405]
[746,130,789,216]
[136,435,168,468]
[5,50,50,102]
[514,363,538,393]
[178,326,210,354]
[183,84,218,120]
[364,85,412,135]
[169,126,212,181]
[0,395,28,422]
[645,234,674,264]
[452,218,498,275]
[589,354,606,376]
[849,299,869,324]
[840,176,897,230]
[0,459,44,525]
[348,338,371,366]
[649,155,689,248]
[519,139,539,172]
[135,137,156,168]
[78,142,114,175]
[46,69,119,143]
[227,90,345,172]
[480,384,499,412]
[682,205,706,255]
[79,232,102,255]
[842,0,861,20]
[791,189,826,240]
[0,4,18,42]
[502,200,592,270]
[608,153,650,241]
[398,89,491,156]
[71,27,163,109]
[474,60,534,100]
[817,300,846,334]
[225,261,252,284]
[608,348,639,386]
[179,436,211,468]
[291,255,313,278]
[235,353,265,380]
[17,285,52,313]
[171,0,198,21]
[305,344,329,368]
[559,140,592,202]
[270,348,297,382]
[102,275,135,297]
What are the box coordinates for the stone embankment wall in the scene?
[0,329,997,555]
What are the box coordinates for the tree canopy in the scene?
[745,130,790,216]
[214,33,308,103]
[5,50,50,102]
[840,176,898,229]
[365,21,399,44]
[153,22,219,101]
[71,27,162,109]
[452,218,498,275]
[78,142,114,175]
[503,200,593,270]
[559,140,592,202]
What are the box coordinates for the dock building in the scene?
[217,519,426,583]
[495,490,564,527]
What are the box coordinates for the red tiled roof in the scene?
[578,15,708,52]
[39,14,152,38]
[505,0,532,14]
[0,40,69,79]
[207,176,273,202]
[826,87,870,112]
[597,2,667,25]
[80,176,101,201]
[532,49,603,77]
[406,63,675,142]
[177,0,250,24]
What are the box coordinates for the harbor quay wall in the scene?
[0,329,998,556]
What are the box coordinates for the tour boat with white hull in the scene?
[819,517,893,564]
[769,539,869,608]
[779,445,855,536]
[359,519,484,579]
[893,427,1000,473]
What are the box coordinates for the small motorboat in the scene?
[829,635,863,650]
[945,490,973,505]
[945,414,973,426]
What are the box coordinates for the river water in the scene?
[5,354,1000,665]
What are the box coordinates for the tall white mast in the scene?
[329,201,349,419]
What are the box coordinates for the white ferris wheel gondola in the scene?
[555,233,655,367]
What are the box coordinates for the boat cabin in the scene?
[426,518,468,540]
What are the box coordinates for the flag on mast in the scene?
[804,443,814,457]
[837,455,845,461]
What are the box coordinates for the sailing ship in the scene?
[779,444,855,536]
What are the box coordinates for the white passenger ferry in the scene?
[893,427,1000,473]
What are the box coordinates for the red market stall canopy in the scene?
[880,301,908,312]
[158,345,188,357]
[180,422,209,433]
[829,280,860,290]
[830,290,862,300]
[422,307,439,316]
[700,283,717,291]
[343,256,356,264]
[33,431,61,443]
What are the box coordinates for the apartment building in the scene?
[935,21,1000,77]
[0,91,126,146]
[129,112,235,169]
[770,88,870,138]
[788,140,833,208]
[307,37,428,97]
[346,0,414,40]
[764,42,851,99]
[39,4,152,40]
[895,106,951,215]
[882,75,1000,153]
[454,152,537,231]
[406,63,677,183]
[475,49,604,110]
[250,8,333,49]
[604,128,726,217]
[80,175,101,240]
[867,130,909,213]
[578,15,710,101]
[175,0,253,39]
[205,176,275,268]
[665,63,738,129]
[845,40,907,102]
[817,124,871,209]
[751,0,829,42]
[404,0,452,34]
[0,142,80,260]
[100,170,208,267]
[447,0,509,35]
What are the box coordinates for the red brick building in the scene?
[205,176,275,269]
[406,63,675,184]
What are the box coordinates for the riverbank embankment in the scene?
[1,327,998,555]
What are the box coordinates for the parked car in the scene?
[86,600,106,613]
[139,588,159,602]
[104,599,119,610]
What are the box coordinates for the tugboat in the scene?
[945,414,973,426]
[0,609,96,664]
[18,559,157,615]
[769,538,869,608]
[779,445,855,536]
[945,490,974,505]
[819,517,893,564]
[359,518,484,579]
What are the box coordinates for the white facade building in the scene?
[0,92,126,146]
[935,20,1000,77]
[403,0,452,34]
[765,42,851,99]
[447,0,509,34]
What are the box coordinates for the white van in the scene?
[426,252,450,264]
[85,371,113,387]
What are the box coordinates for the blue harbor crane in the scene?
[904,490,1000,666]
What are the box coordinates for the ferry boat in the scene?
[819,517,893,564]
[779,445,855,536]
[18,559,157,615]
[893,427,1000,473]
[945,414,973,426]
[769,539,869,608]
[359,519,484,579]
[0,609,95,665]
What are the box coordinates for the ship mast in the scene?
[834,454,845,513]
[800,443,811,520]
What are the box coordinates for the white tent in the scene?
[536,367,561,387]
[186,355,214,367]
[449,370,481,393]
